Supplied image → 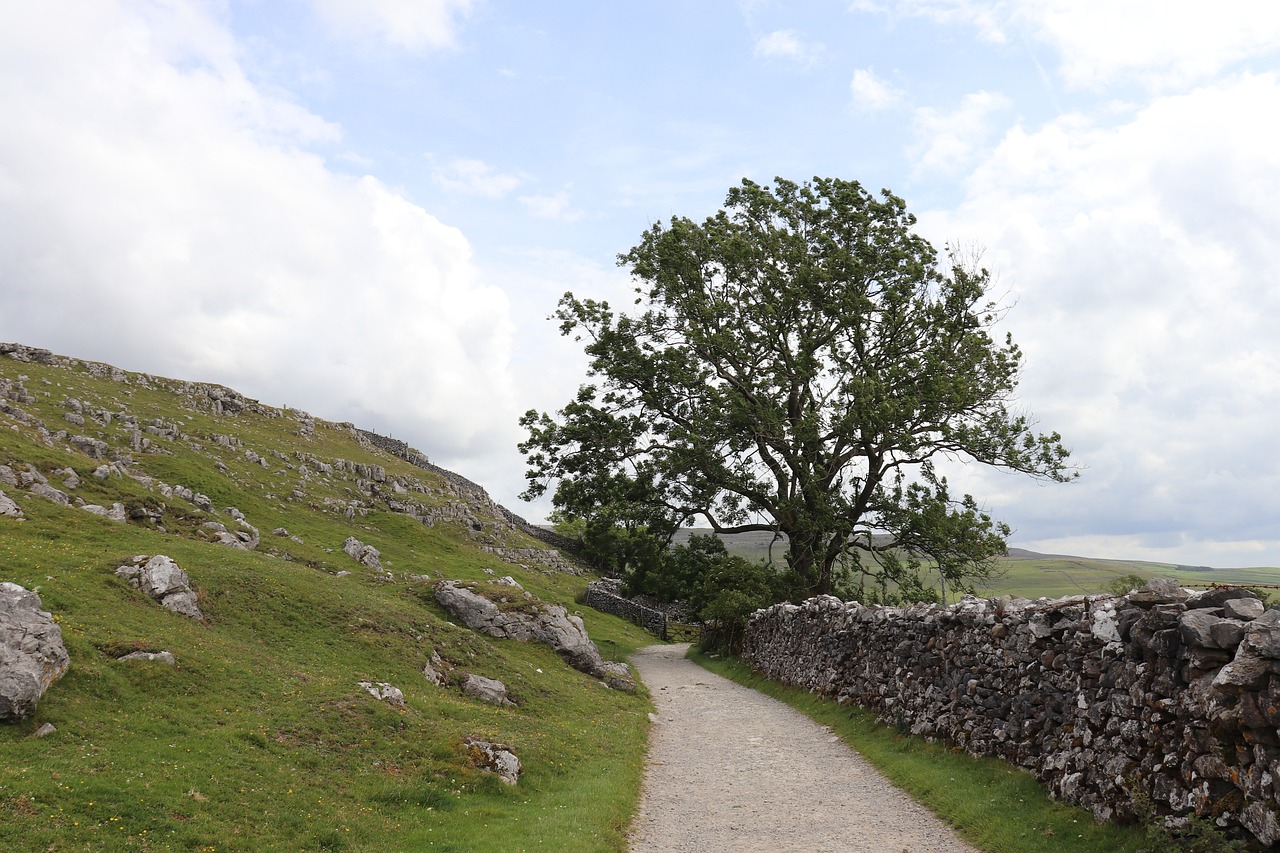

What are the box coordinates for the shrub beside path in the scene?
[627,644,981,853]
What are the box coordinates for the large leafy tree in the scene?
[520,177,1074,598]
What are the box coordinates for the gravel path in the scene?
[627,644,982,853]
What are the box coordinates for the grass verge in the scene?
[689,649,1150,853]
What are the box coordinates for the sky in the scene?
[3,1,1280,568]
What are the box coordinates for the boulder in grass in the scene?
[358,681,405,709]
[342,536,382,570]
[0,489,22,519]
[463,736,521,785]
[115,555,203,620]
[0,583,70,721]
[462,674,516,707]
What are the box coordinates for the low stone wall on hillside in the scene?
[583,580,668,639]
[742,580,1280,846]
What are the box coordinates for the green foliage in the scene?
[690,555,787,653]
[1106,574,1150,596]
[521,176,1074,600]
[624,533,727,602]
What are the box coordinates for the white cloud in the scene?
[753,30,821,65]
[519,191,584,222]
[309,0,476,50]
[850,67,902,110]
[0,2,516,464]
[433,158,525,197]
[853,0,1010,43]
[858,1,1280,89]
[1016,0,1280,90]
[916,72,1280,565]
[910,90,1011,174]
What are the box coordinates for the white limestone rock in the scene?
[115,555,203,620]
[0,583,70,721]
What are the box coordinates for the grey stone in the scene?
[0,583,70,721]
[115,555,203,619]
[1208,619,1247,649]
[358,681,405,709]
[1224,597,1266,621]
[28,483,69,505]
[118,650,176,665]
[423,652,446,686]
[462,674,516,707]
[1187,588,1259,610]
[1129,577,1190,608]
[68,435,109,459]
[0,489,23,519]
[342,536,382,569]
[1243,611,1280,659]
[463,736,521,785]
[80,502,127,523]
[1179,609,1224,648]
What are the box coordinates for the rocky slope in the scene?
[0,342,652,852]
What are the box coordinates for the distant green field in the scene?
[985,554,1280,599]
[673,529,1280,601]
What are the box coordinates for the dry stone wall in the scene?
[583,580,669,638]
[742,580,1280,846]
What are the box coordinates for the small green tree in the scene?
[625,533,730,602]
[1104,573,1149,597]
[521,177,1074,598]
[690,554,783,653]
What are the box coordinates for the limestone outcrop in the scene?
[463,736,522,785]
[115,555,203,620]
[0,489,22,519]
[462,673,516,707]
[0,583,70,721]
[343,536,382,570]
[358,681,405,709]
[434,581,634,691]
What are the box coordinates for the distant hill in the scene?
[670,528,1280,599]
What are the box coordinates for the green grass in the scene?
[690,650,1150,853]
[1,354,656,851]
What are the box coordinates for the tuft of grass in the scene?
[690,649,1151,853]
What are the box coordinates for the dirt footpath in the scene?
[627,644,981,853]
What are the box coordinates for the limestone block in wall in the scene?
[1241,610,1280,658]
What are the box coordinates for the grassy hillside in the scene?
[0,346,655,852]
